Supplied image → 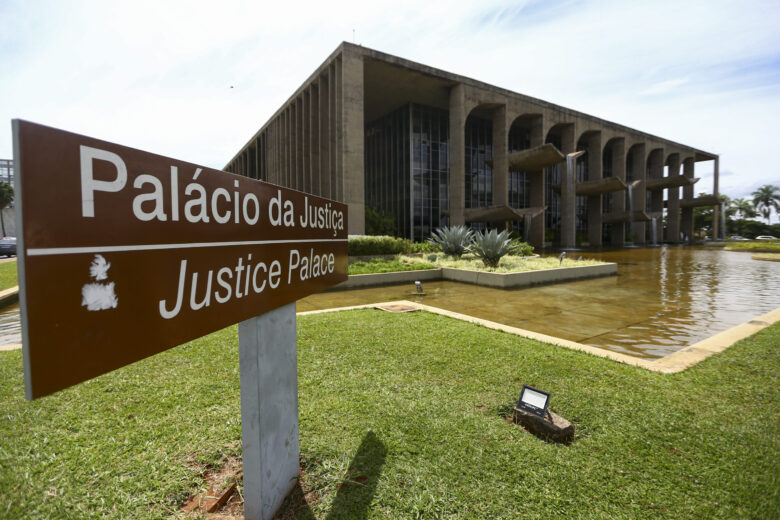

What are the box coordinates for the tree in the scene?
[0,182,13,237]
[751,184,780,224]
[694,193,731,237]
[730,198,757,235]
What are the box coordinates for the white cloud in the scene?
[1,0,779,222]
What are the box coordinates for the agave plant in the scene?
[467,229,521,268]
[428,225,474,257]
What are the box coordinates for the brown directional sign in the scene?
[13,120,348,399]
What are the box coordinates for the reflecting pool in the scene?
[0,303,20,346]
[300,247,780,359]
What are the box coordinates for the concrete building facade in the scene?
[226,43,721,248]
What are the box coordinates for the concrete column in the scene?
[712,157,720,240]
[319,74,331,200]
[449,84,466,226]
[610,139,626,246]
[681,158,694,243]
[491,105,508,207]
[528,115,545,248]
[630,145,647,244]
[328,64,338,202]
[666,155,681,243]
[334,58,343,203]
[296,96,304,191]
[341,49,364,234]
[239,303,299,520]
[303,93,311,193]
[283,108,290,188]
[560,125,576,249]
[648,149,664,244]
[587,132,603,247]
[310,84,319,196]
[273,118,280,185]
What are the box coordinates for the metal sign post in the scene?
[13,120,347,519]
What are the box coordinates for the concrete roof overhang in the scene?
[445,205,546,223]
[645,175,700,191]
[364,58,454,122]
[680,196,720,208]
[484,143,565,171]
[552,177,627,196]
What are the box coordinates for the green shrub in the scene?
[428,225,474,257]
[514,241,534,257]
[348,235,431,256]
[467,229,522,267]
[364,207,396,236]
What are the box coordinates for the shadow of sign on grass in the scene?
[276,431,387,520]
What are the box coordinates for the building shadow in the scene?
[275,431,387,520]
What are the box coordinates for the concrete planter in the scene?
[326,263,617,291]
[442,263,617,288]
[330,268,441,290]
[0,286,19,308]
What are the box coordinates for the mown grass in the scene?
[725,240,780,251]
[0,312,778,519]
[0,259,17,290]
[348,257,436,275]
[400,253,604,273]
[752,253,780,262]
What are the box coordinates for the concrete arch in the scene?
[508,113,544,150]
[576,129,601,149]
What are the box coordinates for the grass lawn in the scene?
[402,253,604,273]
[0,311,778,519]
[752,253,780,262]
[348,257,436,275]
[725,240,780,252]
[0,259,17,290]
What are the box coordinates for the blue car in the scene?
[0,237,16,257]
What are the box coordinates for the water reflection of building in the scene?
[225,43,721,248]
[0,159,13,186]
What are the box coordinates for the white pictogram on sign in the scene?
[81,254,118,311]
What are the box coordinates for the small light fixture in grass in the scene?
[514,385,574,444]
[516,385,550,418]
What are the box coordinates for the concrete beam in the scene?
[666,155,681,243]
[239,303,299,520]
[586,132,603,247]
[449,84,467,226]
[342,49,365,234]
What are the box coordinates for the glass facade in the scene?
[364,104,449,241]
[464,116,492,210]
[0,159,13,186]
[412,104,450,240]
[508,125,531,235]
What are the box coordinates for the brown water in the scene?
[0,303,20,346]
[299,247,780,359]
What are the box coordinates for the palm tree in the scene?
[0,182,13,237]
[730,198,757,235]
[751,185,780,224]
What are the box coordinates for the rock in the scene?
[513,407,574,444]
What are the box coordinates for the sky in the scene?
[1,0,779,221]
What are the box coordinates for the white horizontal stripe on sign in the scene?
[26,238,348,257]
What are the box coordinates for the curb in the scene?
[0,286,19,308]
[326,263,617,291]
